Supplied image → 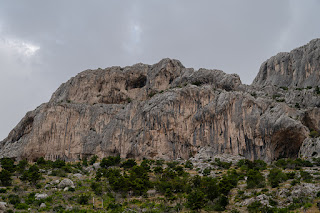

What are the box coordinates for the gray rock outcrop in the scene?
[299,138,320,158]
[0,39,319,162]
[35,193,48,200]
[58,178,75,189]
[253,38,320,88]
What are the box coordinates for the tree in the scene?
[268,168,287,188]
[82,157,88,166]
[120,159,137,169]
[89,155,98,165]
[21,165,42,185]
[100,156,121,168]
[0,158,15,173]
[36,157,46,165]
[246,169,265,189]
[16,160,28,174]
[78,193,90,205]
[214,195,229,211]
[186,189,207,211]
[0,169,12,186]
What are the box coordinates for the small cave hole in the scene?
[126,75,147,90]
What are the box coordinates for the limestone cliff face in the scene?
[253,38,320,88]
[1,39,320,162]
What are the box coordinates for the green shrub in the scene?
[14,203,28,210]
[21,164,42,185]
[237,159,266,171]
[82,157,88,166]
[120,159,137,169]
[166,161,179,169]
[300,171,313,182]
[213,195,228,211]
[153,166,163,174]
[310,130,320,138]
[268,168,287,188]
[90,181,103,195]
[36,157,46,165]
[214,158,231,169]
[78,193,90,205]
[0,170,12,186]
[0,158,15,173]
[202,167,211,176]
[89,155,98,165]
[16,160,28,174]
[155,159,164,166]
[8,194,21,205]
[25,192,36,205]
[247,201,265,213]
[100,155,121,169]
[184,160,193,169]
[246,169,265,189]
[186,189,207,211]
[52,159,66,168]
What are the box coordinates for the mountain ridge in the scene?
[0,39,319,162]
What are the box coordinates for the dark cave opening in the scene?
[126,75,147,90]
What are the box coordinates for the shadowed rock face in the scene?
[1,39,320,162]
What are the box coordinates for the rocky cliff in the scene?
[253,38,320,88]
[0,39,319,162]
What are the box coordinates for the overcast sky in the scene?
[0,0,320,140]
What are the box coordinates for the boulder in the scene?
[35,193,48,200]
[0,202,7,211]
[73,173,83,179]
[58,178,75,189]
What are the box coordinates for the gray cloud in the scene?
[0,0,320,139]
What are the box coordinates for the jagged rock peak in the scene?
[253,38,320,88]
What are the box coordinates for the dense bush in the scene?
[275,158,313,169]
[90,181,103,195]
[310,130,320,138]
[0,169,12,186]
[0,158,15,173]
[78,193,90,205]
[300,171,313,182]
[8,194,21,205]
[100,155,121,168]
[16,160,28,174]
[21,164,42,185]
[89,155,98,165]
[184,160,193,169]
[246,169,265,189]
[214,158,232,169]
[237,159,267,171]
[268,168,288,187]
[186,189,207,211]
[120,159,137,169]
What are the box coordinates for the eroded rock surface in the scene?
[0,39,320,162]
[253,38,320,88]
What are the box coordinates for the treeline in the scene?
[0,155,319,212]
